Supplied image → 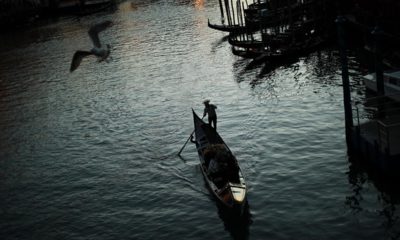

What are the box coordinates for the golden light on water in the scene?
[194,0,204,10]
[118,1,138,12]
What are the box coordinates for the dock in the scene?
[350,97,400,178]
[336,13,400,179]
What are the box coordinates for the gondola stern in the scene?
[217,183,247,209]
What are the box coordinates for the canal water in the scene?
[0,0,399,239]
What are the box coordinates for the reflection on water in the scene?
[258,58,299,78]
[194,0,205,10]
[232,50,345,104]
[345,162,365,214]
[346,156,400,240]
[379,194,400,240]
[210,36,229,54]
[1,0,400,239]
[217,201,252,240]
[118,1,139,12]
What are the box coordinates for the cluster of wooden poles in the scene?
[209,0,335,68]
[216,0,249,28]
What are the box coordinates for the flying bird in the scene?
[70,20,113,72]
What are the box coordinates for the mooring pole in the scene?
[224,0,231,26]
[218,0,225,24]
[372,26,386,119]
[372,26,384,96]
[230,0,236,26]
[336,15,353,151]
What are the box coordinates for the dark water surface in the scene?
[1,0,399,239]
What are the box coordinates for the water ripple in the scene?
[0,1,398,240]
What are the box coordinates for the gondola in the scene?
[207,19,248,34]
[228,37,265,49]
[192,110,247,212]
[231,46,263,59]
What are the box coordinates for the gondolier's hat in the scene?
[203,99,210,104]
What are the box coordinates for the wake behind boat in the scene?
[192,110,247,212]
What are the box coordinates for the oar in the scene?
[177,116,204,156]
[177,130,195,156]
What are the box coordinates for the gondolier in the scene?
[203,99,217,130]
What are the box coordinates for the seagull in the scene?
[70,20,113,72]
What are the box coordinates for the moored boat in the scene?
[207,19,249,34]
[192,110,247,212]
[362,70,400,102]
[231,46,263,59]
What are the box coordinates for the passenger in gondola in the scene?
[207,157,220,176]
[204,144,240,184]
[204,145,224,179]
[216,150,239,182]
[202,99,217,130]
[209,153,228,179]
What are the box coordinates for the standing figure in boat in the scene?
[203,99,218,130]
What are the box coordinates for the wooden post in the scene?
[236,0,241,41]
[336,15,354,152]
[230,0,236,26]
[224,0,232,26]
[372,26,384,96]
[372,26,385,119]
[218,0,225,24]
[242,2,247,41]
[239,0,244,27]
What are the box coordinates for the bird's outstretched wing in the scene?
[70,50,93,72]
[88,20,112,48]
